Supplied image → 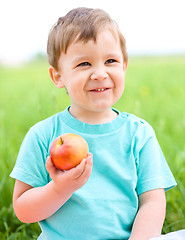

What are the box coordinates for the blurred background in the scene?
[0,0,185,239]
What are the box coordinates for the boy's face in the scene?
[51,29,127,118]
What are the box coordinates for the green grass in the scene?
[0,56,185,238]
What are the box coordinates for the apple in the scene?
[50,133,89,170]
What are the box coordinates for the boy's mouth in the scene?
[90,88,108,92]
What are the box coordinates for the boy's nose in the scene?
[90,67,108,81]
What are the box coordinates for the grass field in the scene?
[0,56,185,239]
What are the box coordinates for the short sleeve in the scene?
[10,128,50,187]
[135,124,176,195]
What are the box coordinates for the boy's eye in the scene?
[105,59,117,64]
[76,62,90,67]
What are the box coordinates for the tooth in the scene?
[94,88,105,91]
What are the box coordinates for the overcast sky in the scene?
[0,0,185,65]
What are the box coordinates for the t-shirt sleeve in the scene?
[10,127,50,187]
[135,123,177,195]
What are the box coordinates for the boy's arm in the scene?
[13,154,93,223]
[129,188,166,240]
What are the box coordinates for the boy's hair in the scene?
[47,7,128,70]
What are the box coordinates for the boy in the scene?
[10,7,176,240]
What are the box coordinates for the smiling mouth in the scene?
[90,88,109,92]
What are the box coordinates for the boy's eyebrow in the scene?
[105,53,122,60]
[71,56,89,64]
[71,53,122,64]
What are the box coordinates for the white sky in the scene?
[0,0,185,65]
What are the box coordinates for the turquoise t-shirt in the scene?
[10,107,176,240]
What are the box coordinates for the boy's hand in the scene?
[12,154,93,223]
[46,153,93,195]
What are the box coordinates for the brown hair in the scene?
[47,7,128,70]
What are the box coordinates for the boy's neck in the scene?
[68,106,118,125]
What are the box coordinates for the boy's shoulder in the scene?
[120,111,155,135]
[28,112,62,140]
[120,112,157,148]
[121,111,150,125]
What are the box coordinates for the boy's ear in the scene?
[123,61,128,71]
[49,66,65,88]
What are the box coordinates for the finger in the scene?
[83,153,93,166]
[74,153,93,184]
[87,152,93,163]
[81,153,93,178]
[45,156,57,177]
[68,158,87,179]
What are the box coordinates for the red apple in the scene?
[50,133,89,170]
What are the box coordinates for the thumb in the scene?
[45,156,57,178]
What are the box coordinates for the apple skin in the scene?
[50,133,89,170]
